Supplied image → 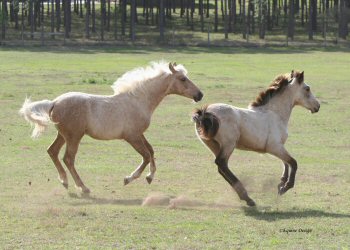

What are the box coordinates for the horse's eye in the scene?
[181,77,186,82]
[305,86,310,92]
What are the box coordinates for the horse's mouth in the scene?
[310,104,320,113]
[311,107,319,113]
[193,91,204,102]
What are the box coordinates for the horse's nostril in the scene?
[197,91,203,101]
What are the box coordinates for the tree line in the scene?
[1,0,349,44]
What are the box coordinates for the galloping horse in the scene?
[193,71,320,206]
[20,62,203,193]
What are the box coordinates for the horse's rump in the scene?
[192,106,220,139]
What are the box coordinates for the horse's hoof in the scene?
[58,176,68,189]
[278,186,286,195]
[246,199,256,207]
[124,177,130,186]
[82,187,91,194]
[62,183,68,189]
[146,175,153,184]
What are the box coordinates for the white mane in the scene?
[111,61,188,95]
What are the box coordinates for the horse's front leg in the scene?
[277,162,289,193]
[124,135,151,185]
[270,147,298,195]
[139,135,156,184]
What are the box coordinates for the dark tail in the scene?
[192,106,220,139]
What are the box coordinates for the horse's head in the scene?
[291,71,320,113]
[167,62,203,102]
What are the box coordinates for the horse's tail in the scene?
[19,98,55,138]
[192,106,220,139]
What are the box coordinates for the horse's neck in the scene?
[265,88,295,125]
[137,76,170,114]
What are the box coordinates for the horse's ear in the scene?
[290,70,294,78]
[297,71,304,84]
[173,62,177,66]
[169,62,176,74]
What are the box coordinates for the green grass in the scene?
[0,46,350,249]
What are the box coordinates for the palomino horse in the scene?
[193,71,320,206]
[20,62,203,193]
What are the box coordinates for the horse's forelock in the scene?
[174,64,188,75]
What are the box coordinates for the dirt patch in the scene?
[142,193,171,207]
[168,195,204,209]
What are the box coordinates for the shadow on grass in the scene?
[243,207,350,221]
[67,192,143,206]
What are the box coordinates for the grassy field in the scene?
[0,46,349,249]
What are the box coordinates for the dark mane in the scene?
[250,74,291,107]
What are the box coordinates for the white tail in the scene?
[19,98,54,138]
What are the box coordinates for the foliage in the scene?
[0,47,350,249]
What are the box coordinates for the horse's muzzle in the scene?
[311,103,320,113]
[193,91,203,102]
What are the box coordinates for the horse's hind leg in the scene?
[63,136,90,193]
[211,141,255,207]
[47,132,68,188]
[215,156,256,207]
[124,135,151,185]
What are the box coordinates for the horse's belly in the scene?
[236,139,266,152]
[85,123,124,140]
[236,135,267,153]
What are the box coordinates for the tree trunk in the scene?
[92,0,96,32]
[56,0,61,31]
[130,0,136,41]
[114,0,117,39]
[224,0,228,38]
[206,0,210,18]
[101,0,105,40]
[214,0,218,32]
[85,0,90,38]
[121,0,126,36]
[107,0,111,31]
[242,0,246,38]
[288,0,295,39]
[338,0,349,39]
[1,0,7,39]
[64,0,71,38]
[199,0,204,32]
[79,0,83,17]
[51,0,55,38]
[308,0,313,39]
[30,0,34,37]
[159,0,164,41]
[301,0,305,25]
[259,0,267,39]
[311,0,317,31]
